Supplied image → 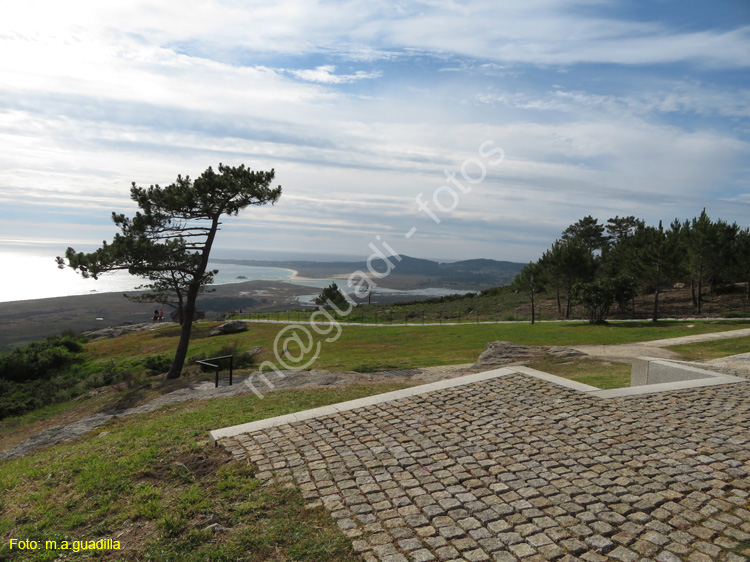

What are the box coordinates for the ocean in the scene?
[0,250,298,304]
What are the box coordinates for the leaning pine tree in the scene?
[57,164,282,379]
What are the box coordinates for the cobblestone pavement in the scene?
[220,373,750,562]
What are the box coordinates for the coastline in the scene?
[0,279,307,352]
[0,264,303,305]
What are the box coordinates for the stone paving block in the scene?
[584,534,615,553]
[435,545,460,560]
[508,542,536,558]
[216,373,750,562]
[410,549,437,562]
[607,546,638,562]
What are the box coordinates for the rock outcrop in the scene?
[473,340,584,369]
[86,323,155,340]
[209,320,248,337]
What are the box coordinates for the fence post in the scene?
[229,355,233,386]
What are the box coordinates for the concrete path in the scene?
[573,327,750,362]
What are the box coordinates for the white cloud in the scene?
[0,0,748,262]
[477,83,750,120]
[287,65,382,83]
[4,0,749,68]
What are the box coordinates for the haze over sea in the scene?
[0,249,297,304]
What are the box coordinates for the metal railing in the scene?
[195,355,234,388]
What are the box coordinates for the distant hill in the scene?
[213,255,525,289]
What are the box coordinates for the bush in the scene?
[0,332,107,419]
[143,354,173,375]
[0,332,87,383]
[572,275,637,324]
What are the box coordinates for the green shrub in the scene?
[143,354,173,374]
[0,332,87,383]
[0,332,109,419]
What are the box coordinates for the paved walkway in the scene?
[219,371,750,562]
[573,327,750,362]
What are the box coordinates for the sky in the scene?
[0,0,748,264]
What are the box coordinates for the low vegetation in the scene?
[0,332,96,419]
[0,330,261,421]
[0,383,407,561]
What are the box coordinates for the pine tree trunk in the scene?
[697,276,703,314]
[531,291,535,324]
[631,294,636,319]
[556,283,561,314]
[167,283,199,378]
[652,267,661,323]
[166,216,220,379]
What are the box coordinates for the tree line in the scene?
[513,211,750,323]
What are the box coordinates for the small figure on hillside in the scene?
[158,308,164,322]
[153,309,159,323]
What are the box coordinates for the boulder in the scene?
[209,320,248,337]
[239,346,262,360]
[474,341,537,368]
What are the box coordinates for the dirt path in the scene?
[572,326,750,361]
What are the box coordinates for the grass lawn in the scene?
[0,382,410,561]
[84,319,750,374]
[667,336,750,362]
[525,357,632,389]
